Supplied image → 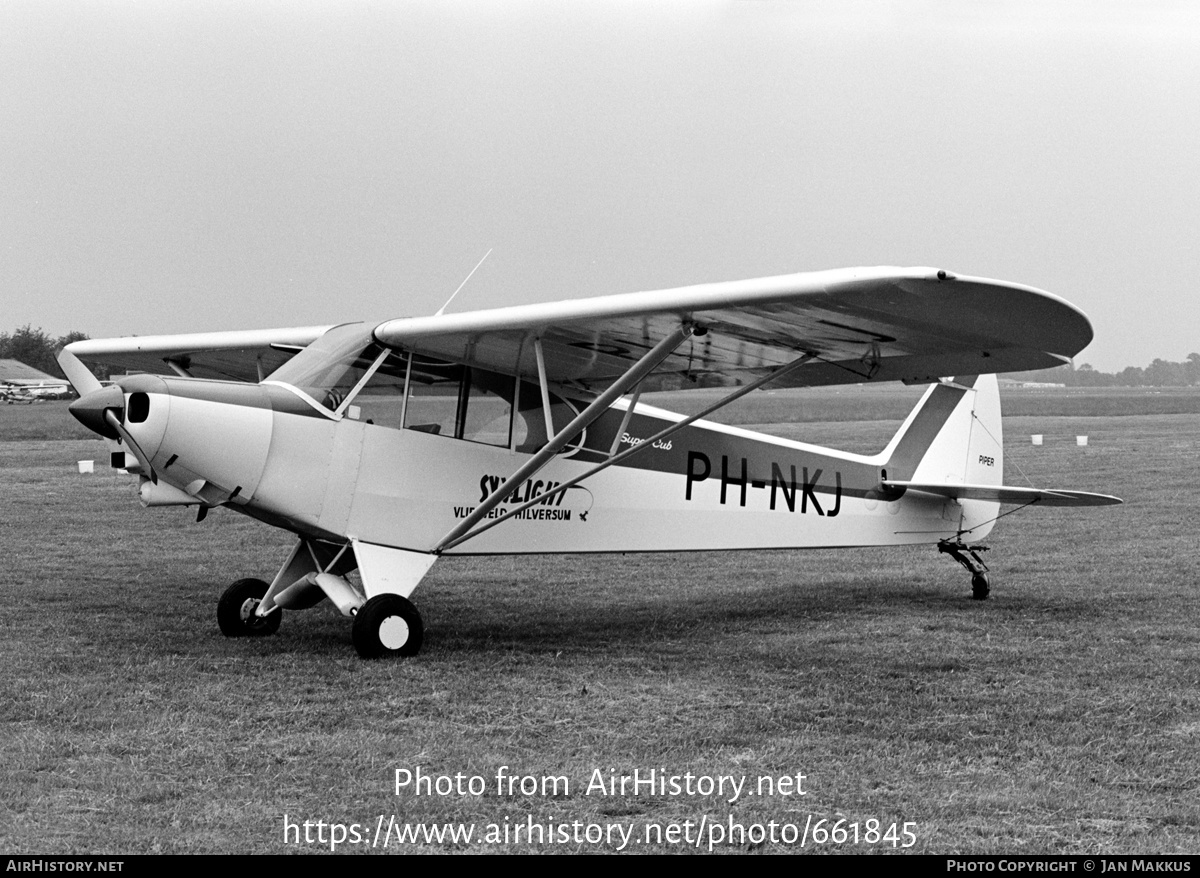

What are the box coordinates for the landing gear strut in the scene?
[938,540,991,600]
[217,539,436,658]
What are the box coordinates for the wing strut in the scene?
[534,338,556,441]
[165,358,193,378]
[432,323,697,553]
[437,349,818,553]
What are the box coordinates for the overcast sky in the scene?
[2,0,1197,373]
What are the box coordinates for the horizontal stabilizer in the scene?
[883,481,1122,507]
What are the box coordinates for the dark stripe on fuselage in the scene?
[574,403,877,505]
[570,377,975,503]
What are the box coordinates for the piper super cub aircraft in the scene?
[59,267,1121,659]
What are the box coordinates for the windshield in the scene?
[265,323,386,410]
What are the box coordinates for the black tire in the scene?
[217,578,281,637]
[352,594,424,659]
[971,573,991,601]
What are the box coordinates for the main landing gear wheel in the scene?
[352,594,424,659]
[217,578,281,637]
[971,573,991,601]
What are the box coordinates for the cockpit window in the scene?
[267,327,581,451]
[513,380,579,452]
[459,368,513,446]
[403,359,512,447]
[402,357,578,451]
[404,358,463,437]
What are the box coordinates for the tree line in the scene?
[1005,354,1200,387]
[3,323,1199,387]
[0,326,99,380]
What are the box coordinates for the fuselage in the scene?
[75,369,991,556]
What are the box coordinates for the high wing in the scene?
[61,325,335,383]
[61,267,1090,394]
[374,266,1092,391]
[883,481,1123,507]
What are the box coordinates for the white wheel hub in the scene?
[378,615,410,650]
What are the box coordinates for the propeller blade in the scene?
[56,349,103,396]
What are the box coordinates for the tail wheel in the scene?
[352,594,424,659]
[217,578,281,637]
[971,573,991,601]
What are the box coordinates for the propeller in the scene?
[69,384,160,483]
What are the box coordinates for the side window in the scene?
[512,380,579,453]
[460,368,513,447]
[399,358,577,452]
[404,360,463,437]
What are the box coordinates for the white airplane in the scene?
[58,266,1121,659]
[2,380,72,402]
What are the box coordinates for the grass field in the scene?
[2,392,1198,854]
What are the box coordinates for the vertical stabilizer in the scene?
[881,375,1005,539]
